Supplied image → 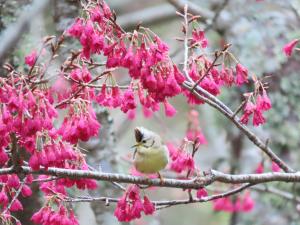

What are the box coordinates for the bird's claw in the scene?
[157,172,164,185]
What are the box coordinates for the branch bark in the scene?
[4,166,299,189]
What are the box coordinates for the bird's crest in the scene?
[134,127,143,143]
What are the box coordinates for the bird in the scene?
[132,127,169,181]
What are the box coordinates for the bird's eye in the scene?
[142,140,146,143]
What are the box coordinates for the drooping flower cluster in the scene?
[23,132,77,170]
[114,185,155,222]
[0,39,101,222]
[164,110,207,175]
[0,76,63,171]
[240,90,272,126]
[31,204,79,225]
[192,29,208,48]
[213,192,254,212]
[167,142,195,174]
[58,104,100,144]
[184,54,249,105]
[0,174,33,223]
[67,3,185,117]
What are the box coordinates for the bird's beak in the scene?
[131,143,141,148]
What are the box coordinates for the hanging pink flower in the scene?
[256,91,272,111]
[235,63,248,86]
[25,50,37,67]
[114,185,155,222]
[271,161,281,172]
[196,188,208,199]
[163,100,177,117]
[283,39,299,56]
[255,162,264,174]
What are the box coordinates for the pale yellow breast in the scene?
[134,145,169,174]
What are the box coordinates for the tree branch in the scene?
[8,166,300,189]
[65,183,253,208]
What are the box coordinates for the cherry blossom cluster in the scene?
[184,27,250,105]
[58,104,100,143]
[165,109,206,174]
[114,185,155,222]
[0,50,98,225]
[31,204,78,225]
[240,89,272,126]
[67,2,185,118]
[167,142,196,174]
[213,192,254,213]
[0,175,33,224]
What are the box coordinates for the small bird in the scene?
[132,127,169,180]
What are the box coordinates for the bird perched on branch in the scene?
[132,127,169,180]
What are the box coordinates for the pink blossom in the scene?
[196,188,208,199]
[31,205,79,225]
[192,30,208,48]
[271,161,281,172]
[235,63,248,86]
[241,193,255,212]
[90,6,103,24]
[167,143,195,173]
[67,18,84,38]
[186,130,207,145]
[70,66,92,83]
[25,50,37,67]
[114,185,154,222]
[59,106,101,144]
[255,162,264,174]
[7,174,20,189]
[143,196,155,215]
[240,101,255,125]
[130,199,144,218]
[0,190,8,206]
[283,39,299,56]
[10,199,23,212]
[96,85,124,108]
[163,100,177,117]
[253,108,265,126]
[121,88,136,113]
[21,185,32,197]
[142,106,153,118]
[221,66,235,86]
[257,91,272,111]
[127,109,136,120]
[0,149,8,166]
[213,197,234,212]
[200,77,220,96]
[111,86,122,108]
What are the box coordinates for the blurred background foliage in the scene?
[1,0,300,224]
